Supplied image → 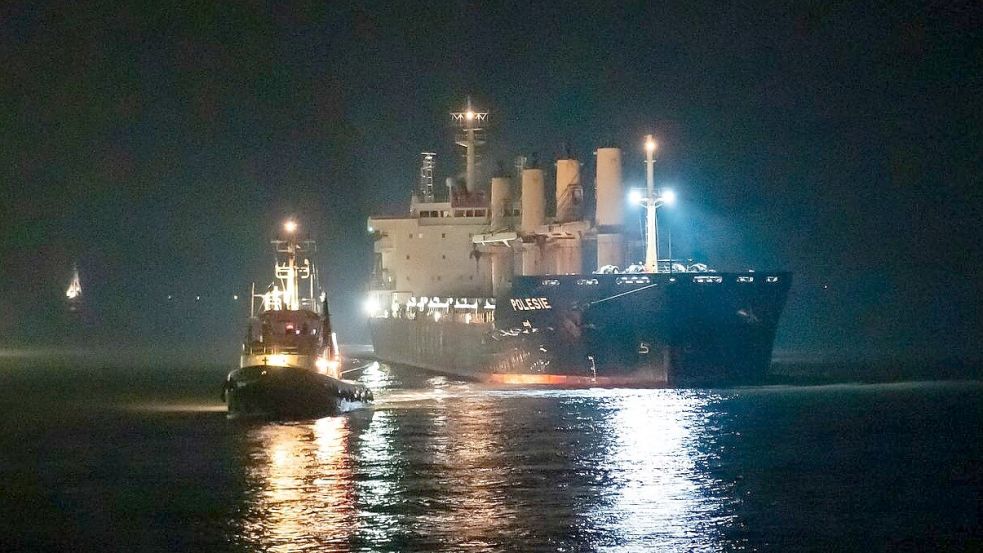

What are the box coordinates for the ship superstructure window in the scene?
[455,210,465,217]
[694,275,723,284]
[766,276,780,283]
[441,233,446,238]
[420,211,430,218]
[737,276,754,283]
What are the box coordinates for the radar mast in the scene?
[450,97,488,194]
[419,152,436,202]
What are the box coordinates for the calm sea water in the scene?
[0,359,980,552]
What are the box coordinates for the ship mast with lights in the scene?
[450,97,488,194]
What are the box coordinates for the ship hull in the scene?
[224,365,372,420]
[369,271,791,387]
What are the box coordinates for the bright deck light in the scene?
[284,220,298,233]
[363,296,380,316]
[645,137,657,153]
[466,110,475,120]
[629,189,644,205]
[660,189,676,206]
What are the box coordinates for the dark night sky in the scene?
[1,1,980,360]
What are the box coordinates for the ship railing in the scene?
[388,296,496,324]
[594,259,714,274]
[244,344,302,356]
[657,259,713,273]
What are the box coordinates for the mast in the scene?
[272,220,315,311]
[451,97,488,194]
[419,152,436,202]
[644,135,659,272]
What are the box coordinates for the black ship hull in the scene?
[370,271,791,387]
[224,365,372,420]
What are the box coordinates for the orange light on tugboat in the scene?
[316,356,340,375]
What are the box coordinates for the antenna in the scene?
[450,96,488,194]
[419,152,436,202]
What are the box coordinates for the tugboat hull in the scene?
[224,365,372,420]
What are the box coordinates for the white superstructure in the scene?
[366,99,680,319]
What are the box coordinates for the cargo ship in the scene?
[224,221,372,419]
[365,101,790,386]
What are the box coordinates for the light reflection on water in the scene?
[236,416,363,552]
[593,391,731,550]
[222,366,982,551]
[231,365,736,551]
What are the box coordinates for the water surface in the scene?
[1,360,980,551]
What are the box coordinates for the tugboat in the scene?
[224,221,373,419]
